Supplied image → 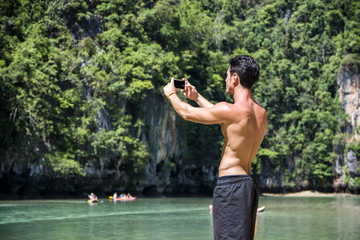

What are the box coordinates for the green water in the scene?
[0,196,359,240]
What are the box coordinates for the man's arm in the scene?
[169,94,230,124]
[194,93,214,108]
[164,78,230,124]
[181,79,214,108]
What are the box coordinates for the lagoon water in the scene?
[0,196,359,240]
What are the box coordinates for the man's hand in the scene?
[163,77,177,97]
[182,78,214,108]
[181,78,199,101]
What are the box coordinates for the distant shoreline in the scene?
[262,190,357,197]
[0,190,359,201]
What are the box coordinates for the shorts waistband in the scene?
[216,175,256,186]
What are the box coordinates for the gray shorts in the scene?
[212,175,259,240]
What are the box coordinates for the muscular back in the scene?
[219,98,267,176]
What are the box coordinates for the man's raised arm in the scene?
[163,78,229,125]
[181,79,214,108]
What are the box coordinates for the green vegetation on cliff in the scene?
[0,0,359,190]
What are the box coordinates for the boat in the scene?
[88,199,99,204]
[257,206,265,212]
[113,196,136,202]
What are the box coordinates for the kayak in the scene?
[88,199,99,204]
[112,196,136,202]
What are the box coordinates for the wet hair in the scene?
[229,55,260,89]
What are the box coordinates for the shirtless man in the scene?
[163,55,267,240]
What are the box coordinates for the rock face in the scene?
[336,63,360,189]
[347,150,359,174]
[139,92,216,196]
[338,65,360,141]
[140,92,183,193]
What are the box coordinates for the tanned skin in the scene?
[163,66,267,235]
[163,67,267,177]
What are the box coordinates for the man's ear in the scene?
[232,73,239,86]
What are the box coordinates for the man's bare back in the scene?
[219,99,267,177]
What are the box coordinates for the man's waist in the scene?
[216,174,256,186]
[218,161,252,176]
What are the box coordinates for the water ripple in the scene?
[0,207,206,225]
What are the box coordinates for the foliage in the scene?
[45,151,84,177]
[0,0,359,190]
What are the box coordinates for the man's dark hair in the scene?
[229,55,260,89]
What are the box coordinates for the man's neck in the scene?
[233,86,252,103]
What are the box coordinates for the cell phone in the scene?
[174,79,185,89]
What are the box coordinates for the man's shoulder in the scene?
[211,101,235,111]
[214,101,232,107]
[213,101,245,114]
[253,100,266,110]
[208,102,238,123]
[253,101,267,118]
[254,102,266,113]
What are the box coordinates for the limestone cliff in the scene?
[140,92,182,194]
[139,92,216,195]
[336,61,360,190]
